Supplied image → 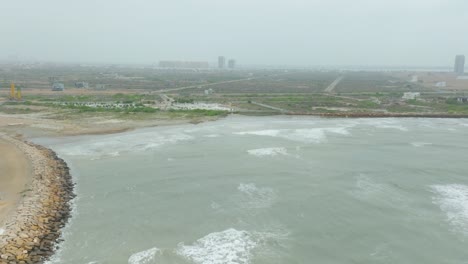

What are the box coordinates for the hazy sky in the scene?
[2,0,467,66]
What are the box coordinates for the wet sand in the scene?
[0,138,31,227]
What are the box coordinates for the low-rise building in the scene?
[402,92,420,100]
[52,83,64,91]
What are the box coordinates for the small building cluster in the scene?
[402,92,420,100]
[52,83,64,91]
[74,82,89,88]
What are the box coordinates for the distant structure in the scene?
[228,59,236,69]
[454,55,465,75]
[9,82,22,100]
[410,75,418,83]
[52,83,64,91]
[159,61,209,69]
[402,92,420,100]
[218,56,226,69]
[74,82,89,88]
[204,88,214,95]
[435,81,446,88]
[456,97,468,103]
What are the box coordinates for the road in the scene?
[251,101,289,113]
[324,76,344,93]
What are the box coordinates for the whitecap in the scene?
[204,134,220,138]
[58,132,193,158]
[176,229,257,264]
[431,184,468,236]
[128,247,160,264]
[410,142,432,147]
[235,127,349,143]
[238,183,276,209]
[247,147,288,157]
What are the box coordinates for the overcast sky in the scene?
[1,0,467,67]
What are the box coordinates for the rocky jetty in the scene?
[0,137,74,264]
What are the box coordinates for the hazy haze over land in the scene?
[2,0,467,66]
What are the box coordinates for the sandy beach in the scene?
[0,138,31,227]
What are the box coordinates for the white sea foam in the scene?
[128,247,160,264]
[0,228,4,235]
[432,184,468,236]
[235,127,349,143]
[247,147,288,157]
[361,119,408,131]
[238,183,276,209]
[176,229,257,264]
[59,132,193,158]
[410,142,432,147]
[204,134,220,138]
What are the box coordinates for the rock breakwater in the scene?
[0,136,74,264]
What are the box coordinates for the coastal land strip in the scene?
[0,135,74,264]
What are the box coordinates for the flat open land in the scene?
[0,63,468,138]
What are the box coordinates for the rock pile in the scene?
[0,137,74,264]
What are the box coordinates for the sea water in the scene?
[35,116,468,264]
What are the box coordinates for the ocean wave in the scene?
[58,132,193,158]
[235,127,349,143]
[351,174,408,209]
[238,183,276,209]
[431,184,468,236]
[128,247,160,264]
[359,119,409,131]
[247,147,288,157]
[176,227,290,264]
[410,142,432,147]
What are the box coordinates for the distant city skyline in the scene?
[1,0,467,67]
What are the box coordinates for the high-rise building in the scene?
[218,56,226,69]
[228,59,236,69]
[454,55,465,75]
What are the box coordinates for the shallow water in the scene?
[36,116,468,264]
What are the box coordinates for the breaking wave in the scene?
[128,247,160,264]
[235,127,349,143]
[432,184,468,236]
[176,229,256,264]
[247,147,288,157]
[58,132,193,158]
[410,142,432,147]
[176,228,288,264]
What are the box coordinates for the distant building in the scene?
[74,82,89,88]
[410,75,418,83]
[435,81,446,87]
[402,92,420,100]
[228,59,236,69]
[454,55,465,75]
[52,83,64,91]
[218,56,226,69]
[204,88,214,95]
[159,61,209,69]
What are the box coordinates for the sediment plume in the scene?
[0,136,74,264]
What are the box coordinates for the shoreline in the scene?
[0,136,74,264]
